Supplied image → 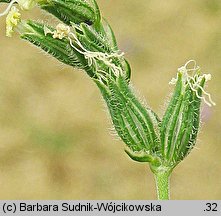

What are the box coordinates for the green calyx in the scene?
[1,0,130,81]
[10,0,129,81]
[38,0,100,26]
[0,0,216,200]
[20,20,96,77]
[1,1,214,173]
[96,61,215,173]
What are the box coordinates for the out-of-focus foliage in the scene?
[0,0,220,199]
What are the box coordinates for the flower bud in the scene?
[97,61,215,172]
[19,20,95,77]
[95,75,161,167]
[160,61,215,168]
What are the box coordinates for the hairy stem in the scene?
[154,170,171,200]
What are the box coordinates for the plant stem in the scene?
[154,171,171,200]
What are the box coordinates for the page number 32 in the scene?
[204,203,218,212]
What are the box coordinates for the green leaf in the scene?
[125,147,157,163]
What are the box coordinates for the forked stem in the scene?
[154,170,171,200]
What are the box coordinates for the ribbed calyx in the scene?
[95,76,161,167]
[38,0,100,26]
[0,0,130,81]
[96,60,215,173]
[0,1,215,174]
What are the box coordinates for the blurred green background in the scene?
[0,0,220,199]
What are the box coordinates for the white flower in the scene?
[6,6,21,37]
